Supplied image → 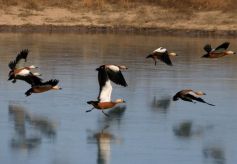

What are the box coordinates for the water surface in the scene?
[0,33,237,164]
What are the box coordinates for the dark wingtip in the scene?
[201,54,208,58]
[207,103,215,106]
[25,92,31,97]
[146,54,152,59]
[87,101,92,104]
[173,95,178,101]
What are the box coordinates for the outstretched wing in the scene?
[97,67,112,101]
[158,51,173,66]
[214,42,230,53]
[98,67,109,89]
[203,44,212,53]
[16,74,42,86]
[43,79,59,86]
[106,66,127,87]
[8,49,29,69]
[185,92,215,106]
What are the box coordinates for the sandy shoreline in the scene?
[0,5,236,36]
[0,24,236,37]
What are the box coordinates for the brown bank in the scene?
[0,1,236,36]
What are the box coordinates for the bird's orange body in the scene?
[32,87,52,93]
[93,102,117,110]
[208,52,229,58]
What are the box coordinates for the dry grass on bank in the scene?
[0,0,236,11]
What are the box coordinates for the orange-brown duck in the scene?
[173,89,215,106]
[87,65,127,116]
[202,42,235,58]
[146,47,177,66]
[19,75,61,96]
[8,49,41,83]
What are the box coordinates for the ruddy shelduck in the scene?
[146,47,177,66]
[20,76,62,96]
[173,89,215,106]
[87,64,127,116]
[202,42,235,58]
[8,49,41,83]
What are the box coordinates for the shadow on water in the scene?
[103,106,126,126]
[173,120,214,138]
[8,103,57,152]
[150,96,172,113]
[203,145,225,164]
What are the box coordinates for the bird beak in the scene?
[203,93,206,95]
[96,68,99,71]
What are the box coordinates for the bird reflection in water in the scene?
[203,145,225,164]
[173,121,193,137]
[173,120,213,138]
[9,103,57,152]
[151,96,171,113]
[103,106,126,126]
[87,126,121,164]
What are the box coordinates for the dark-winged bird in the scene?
[173,89,215,106]
[146,47,177,66]
[19,76,62,96]
[202,42,235,58]
[87,65,127,116]
[8,49,41,83]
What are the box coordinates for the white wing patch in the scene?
[107,65,119,72]
[17,69,30,76]
[154,47,167,53]
[99,80,112,102]
[187,91,199,98]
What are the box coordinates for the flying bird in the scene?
[202,42,235,58]
[8,49,41,83]
[146,47,177,66]
[87,65,127,116]
[173,89,215,106]
[19,76,62,96]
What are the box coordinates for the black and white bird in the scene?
[146,47,177,66]
[8,49,41,83]
[173,89,215,106]
[87,65,127,116]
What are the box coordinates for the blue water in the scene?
[0,33,237,164]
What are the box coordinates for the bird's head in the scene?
[52,85,62,90]
[169,52,178,56]
[195,91,206,96]
[28,65,38,69]
[118,65,128,70]
[227,50,236,55]
[115,99,126,103]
